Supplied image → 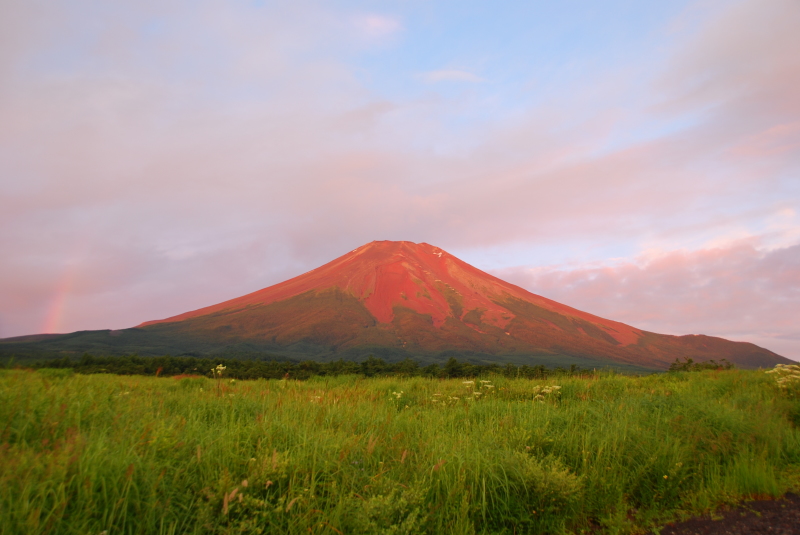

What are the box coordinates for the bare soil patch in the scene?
[657,493,800,535]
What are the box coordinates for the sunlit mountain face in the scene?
[2,241,790,370]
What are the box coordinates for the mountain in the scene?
[1,241,791,370]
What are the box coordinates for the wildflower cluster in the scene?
[388,390,410,409]
[458,379,495,400]
[469,379,496,399]
[430,392,462,405]
[211,364,227,397]
[211,364,226,379]
[532,385,561,403]
[430,379,497,405]
[430,393,446,404]
[766,364,800,396]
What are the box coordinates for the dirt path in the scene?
[656,493,800,535]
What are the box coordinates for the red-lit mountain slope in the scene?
[136,241,788,369]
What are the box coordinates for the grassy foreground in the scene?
[1,369,799,534]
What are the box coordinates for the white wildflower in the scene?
[767,364,800,393]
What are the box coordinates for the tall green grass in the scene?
[1,368,799,534]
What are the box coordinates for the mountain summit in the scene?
[1,241,789,369]
[141,240,638,341]
[128,240,784,369]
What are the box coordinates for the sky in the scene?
[1,0,798,360]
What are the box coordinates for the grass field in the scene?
[1,368,799,534]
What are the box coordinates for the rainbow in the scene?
[41,264,76,334]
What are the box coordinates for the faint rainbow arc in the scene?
[41,266,76,334]
[41,234,92,334]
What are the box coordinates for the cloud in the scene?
[493,240,800,361]
[0,0,798,345]
[656,0,800,115]
[353,14,402,39]
[419,69,485,83]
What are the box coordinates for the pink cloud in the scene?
[353,14,402,39]
[655,0,800,115]
[493,241,800,361]
[0,0,798,346]
[728,121,800,159]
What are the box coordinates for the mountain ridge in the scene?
[140,241,641,345]
[1,240,791,370]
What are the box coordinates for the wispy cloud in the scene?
[353,14,402,39]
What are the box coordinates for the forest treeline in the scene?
[668,357,734,372]
[6,353,606,380]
